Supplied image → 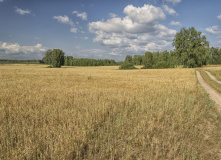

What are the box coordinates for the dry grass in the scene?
[199,70,221,94]
[0,64,220,159]
[206,70,221,81]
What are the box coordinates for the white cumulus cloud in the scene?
[53,15,73,25]
[15,7,31,15]
[72,11,87,20]
[89,4,166,34]
[170,21,181,26]
[89,4,176,56]
[123,4,165,24]
[0,42,46,59]
[162,5,177,15]
[109,13,118,18]
[217,15,221,20]
[205,25,220,35]
[53,15,78,33]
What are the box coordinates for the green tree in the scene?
[43,49,65,68]
[143,51,153,69]
[133,55,144,65]
[120,55,136,70]
[64,56,73,66]
[209,47,221,64]
[153,51,169,68]
[119,63,136,70]
[173,27,209,68]
[125,55,133,63]
[43,49,53,65]
[51,49,65,68]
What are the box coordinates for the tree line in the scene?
[42,49,118,68]
[2,27,221,68]
[120,27,221,69]
[64,56,118,66]
[121,46,221,69]
[0,59,43,64]
[121,50,177,69]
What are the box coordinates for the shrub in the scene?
[119,63,137,70]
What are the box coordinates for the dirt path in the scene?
[205,71,221,85]
[196,71,221,112]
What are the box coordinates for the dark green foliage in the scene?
[64,56,73,66]
[168,50,179,67]
[0,59,42,64]
[208,47,221,64]
[125,55,133,64]
[142,50,176,69]
[173,27,209,68]
[63,57,117,66]
[116,61,124,65]
[43,50,53,65]
[119,63,136,70]
[143,51,153,69]
[51,49,65,68]
[153,61,168,69]
[120,55,137,70]
[42,49,65,68]
[132,55,144,65]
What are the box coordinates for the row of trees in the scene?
[121,27,221,69]
[208,47,221,65]
[64,56,117,66]
[120,51,176,69]
[42,49,118,68]
[0,59,42,64]
[121,47,221,69]
[41,27,221,69]
[2,27,221,68]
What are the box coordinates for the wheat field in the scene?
[0,64,220,159]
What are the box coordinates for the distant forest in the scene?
[120,47,221,69]
[2,28,221,68]
[63,57,119,66]
[1,46,221,67]
[0,58,121,66]
[0,59,42,64]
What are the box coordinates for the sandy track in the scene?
[196,71,221,112]
[205,71,221,85]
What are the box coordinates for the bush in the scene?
[152,61,168,69]
[142,63,152,69]
[119,63,137,70]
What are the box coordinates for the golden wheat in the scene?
[0,64,220,159]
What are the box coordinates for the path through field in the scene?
[196,71,221,112]
[205,71,221,85]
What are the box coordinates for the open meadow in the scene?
[0,64,221,159]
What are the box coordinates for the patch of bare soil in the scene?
[196,71,221,158]
[205,71,221,85]
[196,71,221,112]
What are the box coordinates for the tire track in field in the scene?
[196,71,221,112]
[205,71,221,85]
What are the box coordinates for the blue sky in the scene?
[0,0,221,61]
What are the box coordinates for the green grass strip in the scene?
[207,70,221,81]
[199,70,221,94]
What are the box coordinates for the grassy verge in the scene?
[207,70,221,81]
[0,64,221,159]
[199,70,221,93]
